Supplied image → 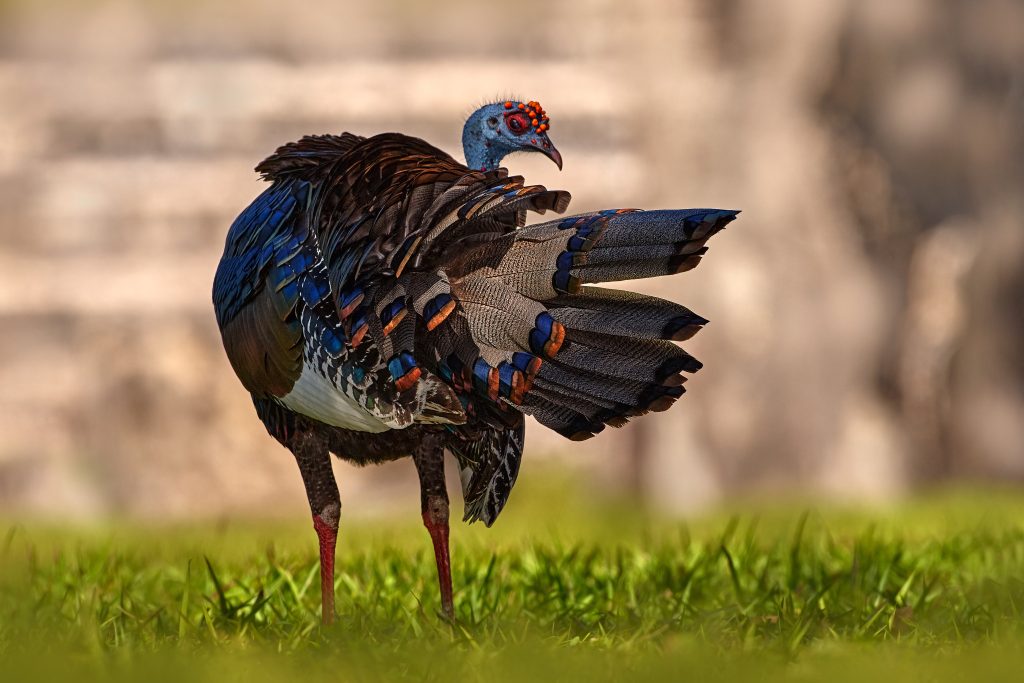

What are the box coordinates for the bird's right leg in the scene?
[288,428,340,625]
[412,435,454,620]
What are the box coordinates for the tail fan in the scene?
[451,207,738,439]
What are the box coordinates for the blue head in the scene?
[462,99,563,172]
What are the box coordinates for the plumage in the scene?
[212,98,738,623]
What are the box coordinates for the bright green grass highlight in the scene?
[2,482,1024,681]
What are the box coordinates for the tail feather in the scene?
[589,208,736,248]
[524,344,688,437]
[573,252,707,285]
[435,205,737,438]
[547,287,708,341]
[521,394,606,441]
[533,362,668,412]
[529,377,621,416]
[451,275,550,355]
[455,208,737,298]
[556,330,700,384]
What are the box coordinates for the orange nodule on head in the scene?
[504,99,552,134]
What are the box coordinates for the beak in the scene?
[545,143,563,171]
[535,135,563,170]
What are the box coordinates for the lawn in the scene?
[2,477,1024,681]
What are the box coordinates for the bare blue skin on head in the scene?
[462,100,563,172]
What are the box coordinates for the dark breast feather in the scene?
[221,285,303,398]
[213,179,312,400]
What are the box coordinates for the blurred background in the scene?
[0,0,1021,521]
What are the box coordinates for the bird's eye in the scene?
[486,117,498,128]
[504,113,528,135]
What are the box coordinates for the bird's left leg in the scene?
[288,428,340,626]
[412,435,454,619]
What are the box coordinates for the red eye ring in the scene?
[504,112,529,135]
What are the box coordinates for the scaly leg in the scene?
[412,436,453,619]
[289,429,340,625]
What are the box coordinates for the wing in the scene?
[213,179,313,399]
[256,133,571,431]
[213,134,366,400]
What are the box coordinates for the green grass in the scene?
[2,479,1024,681]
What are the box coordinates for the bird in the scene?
[212,98,737,624]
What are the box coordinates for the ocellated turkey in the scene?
[212,98,738,623]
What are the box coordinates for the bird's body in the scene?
[213,100,737,622]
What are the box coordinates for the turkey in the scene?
[212,98,738,624]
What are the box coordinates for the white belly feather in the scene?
[280,360,390,433]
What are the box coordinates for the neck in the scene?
[462,114,508,172]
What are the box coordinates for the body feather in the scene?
[214,131,736,524]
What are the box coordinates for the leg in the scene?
[412,436,454,619]
[289,428,340,625]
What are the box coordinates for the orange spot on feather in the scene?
[487,368,500,401]
[426,299,456,331]
[350,323,368,348]
[394,367,421,393]
[381,308,407,336]
[339,292,364,319]
[510,371,525,404]
[543,322,565,357]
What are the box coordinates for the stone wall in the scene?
[0,0,1020,519]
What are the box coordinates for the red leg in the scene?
[422,500,453,619]
[313,513,338,625]
[413,437,455,619]
[289,429,341,626]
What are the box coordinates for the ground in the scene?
[2,475,1023,682]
